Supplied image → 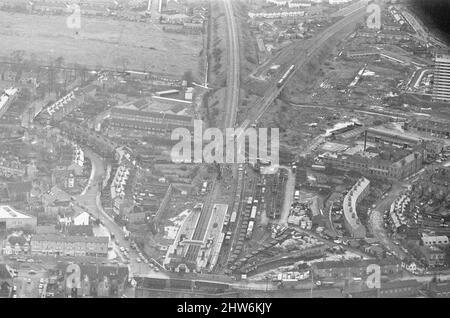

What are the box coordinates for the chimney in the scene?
[364,130,368,152]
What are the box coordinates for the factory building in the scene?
[0,205,37,232]
[403,119,450,139]
[104,107,194,138]
[323,150,423,180]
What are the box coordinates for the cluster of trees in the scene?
[412,169,450,209]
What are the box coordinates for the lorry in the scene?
[230,211,237,224]
[246,221,254,239]
[250,206,257,220]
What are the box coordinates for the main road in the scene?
[75,149,167,278]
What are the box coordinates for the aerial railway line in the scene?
[239,3,368,132]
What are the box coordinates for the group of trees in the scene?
[412,169,450,209]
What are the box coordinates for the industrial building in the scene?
[365,127,423,149]
[422,235,450,247]
[322,126,425,180]
[0,87,19,119]
[323,149,424,180]
[109,107,193,127]
[403,119,450,139]
[312,258,402,279]
[0,205,37,232]
[103,107,194,139]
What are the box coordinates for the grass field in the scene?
[0,11,202,77]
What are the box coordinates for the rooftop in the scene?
[111,107,193,124]
[367,127,422,144]
[314,258,400,270]
[0,205,33,219]
[32,234,109,244]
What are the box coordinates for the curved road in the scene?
[76,149,167,278]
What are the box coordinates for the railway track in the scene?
[239,4,369,132]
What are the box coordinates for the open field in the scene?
[0,11,202,77]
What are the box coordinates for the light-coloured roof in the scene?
[343,178,370,230]
[0,205,33,219]
[32,234,108,244]
[0,87,18,111]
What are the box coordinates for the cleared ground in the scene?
[0,12,202,77]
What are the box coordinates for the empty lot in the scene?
[0,12,202,77]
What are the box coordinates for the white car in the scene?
[143,259,149,264]
[136,258,142,263]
